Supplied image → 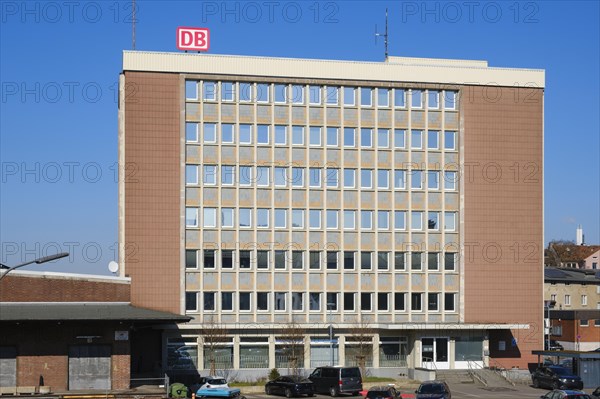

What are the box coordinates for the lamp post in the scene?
[327,302,335,366]
[0,253,69,282]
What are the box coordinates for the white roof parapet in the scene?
[7,269,130,284]
[123,50,545,88]
[174,322,530,330]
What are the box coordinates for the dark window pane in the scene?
[186,250,197,268]
[222,250,233,269]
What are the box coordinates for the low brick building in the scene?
[0,271,189,392]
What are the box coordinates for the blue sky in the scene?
[1,1,598,275]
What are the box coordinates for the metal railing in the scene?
[379,354,408,368]
[422,357,438,371]
[239,355,269,369]
[467,360,488,386]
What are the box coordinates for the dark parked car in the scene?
[365,386,401,399]
[265,375,315,398]
[592,386,600,398]
[532,366,584,390]
[308,366,362,397]
[540,389,592,399]
[415,381,451,399]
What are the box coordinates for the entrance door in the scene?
[422,338,449,370]
[68,345,111,390]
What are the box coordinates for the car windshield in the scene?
[418,384,444,394]
[550,367,571,376]
[207,378,227,385]
[367,391,390,398]
[341,368,360,378]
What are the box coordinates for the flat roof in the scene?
[0,302,190,322]
[123,51,545,88]
[5,269,130,284]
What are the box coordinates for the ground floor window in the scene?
[167,338,198,371]
[275,338,305,369]
[310,337,338,367]
[203,342,233,370]
[239,337,269,368]
[455,337,483,362]
[379,337,408,367]
[345,342,373,367]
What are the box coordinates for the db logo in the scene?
[177,27,210,51]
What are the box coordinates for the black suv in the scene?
[308,366,362,397]
[365,386,401,399]
[532,366,583,390]
[415,381,451,399]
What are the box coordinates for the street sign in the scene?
[177,27,210,51]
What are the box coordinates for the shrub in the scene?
[268,368,280,381]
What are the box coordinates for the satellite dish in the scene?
[108,261,119,274]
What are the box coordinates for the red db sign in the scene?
[177,27,210,51]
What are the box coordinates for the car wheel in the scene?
[532,378,539,388]
[329,387,338,397]
[266,386,272,395]
[552,381,560,390]
[286,389,293,398]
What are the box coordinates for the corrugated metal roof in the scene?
[0,302,190,322]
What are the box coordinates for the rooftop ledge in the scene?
[122,51,545,88]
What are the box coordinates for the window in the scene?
[309,293,321,310]
[378,129,390,148]
[580,319,589,327]
[292,209,304,228]
[257,208,269,228]
[221,82,235,101]
[411,211,423,230]
[326,168,339,188]
[309,251,321,269]
[378,169,390,189]
[326,210,338,229]
[428,253,439,270]
[377,88,389,107]
[428,90,439,109]
[565,295,571,305]
[344,252,355,270]
[444,171,457,190]
[428,293,439,311]
[204,292,216,311]
[239,82,252,102]
[186,122,198,142]
[257,250,269,269]
[344,87,355,106]
[240,292,251,311]
[360,87,373,106]
[292,167,304,188]
[344,169,356,188]
[274,209,287,228]
[428,130,439,150]
[203,165,217,185]
[309,85,321,105]
[361,210,373,230]
[239,250,251,269]
[411,130,423,149]
[222,124,234,143]
[310,126,321,146]
[274,167,287,187]
[582,295,588,306]
[444,212,456,231]
[394,293,405,311]
[257,125,269,144]
[428,212,439,230]
[361,169,373,189]
[274,250,286,269]
[444,91,457,110]
[185,80,198,100]
[344,210,356,229]
[378,252,389,270]
[291,85,304,104]
[444,131,456,150]
[186,292,198,312]
[394,89,406,108]
[256,83,269,102]
[391,171,405,190]
[222,250,233,269]
[186,165,198,185]
[309,209,321,229]
[292,126,304,145]
[203,208,217,228]
[309,168,322,187]
[361,293,372,311]
[222,292,233,311]
[392,211,406,230]
[239,124,252,144]
[444,253,456,271]
[595,319,600,327]
[186,250,197,269]
[221,165,235,185]
[274,84,287,103]
[344,128,356,147]
[360,128,372,148]
[327,251,338,269]
[444,293,456,311]
[274,292,286,311]
[257,292,269,311]
[394,252,406,270]
[292,292,304,310]
[378,211,389,230]
[394,129,406,148]
[239,208,252,228]
[411,89,423,108]
[326,293,338,311]
[411,293,422,311]
[275,125,287,145]
[256,166,270,186]
[292,251,303,269]
[326,86,339,105]
[203,81,216,101]
[203,123,217,143]
[361,252,372,270]
[411,252,422,270]
[411,170,423,189]
[378,293,389,311]
[550,294,557,301]
[221,208,234,228]
[326,127,338,146]
[344,293,355,311]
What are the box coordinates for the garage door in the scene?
[68,345,111,390]
[0,347,17,387]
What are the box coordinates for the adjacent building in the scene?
[119,51,545,377]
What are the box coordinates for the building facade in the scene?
[119,51,545,377]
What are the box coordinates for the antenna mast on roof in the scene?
[375,8,389,59]
[132,0,136,50]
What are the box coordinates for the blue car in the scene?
[532,366,584,390]
[540,390,592,399]
[414,381,451,399]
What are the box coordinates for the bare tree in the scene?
[347,317,374,378]
[278,317,306,375]
[202,316,229,376]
